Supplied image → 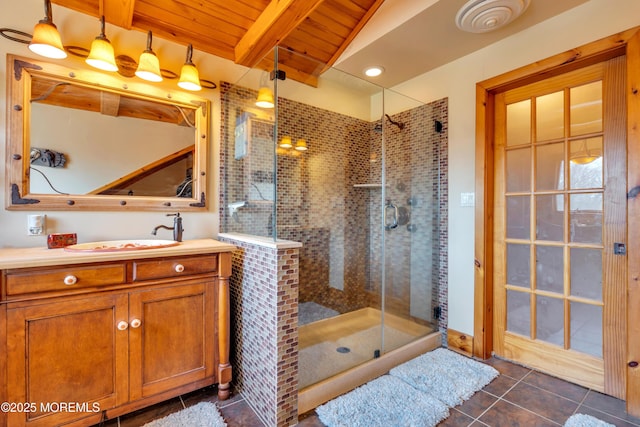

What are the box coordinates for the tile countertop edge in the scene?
[0,238,237,269]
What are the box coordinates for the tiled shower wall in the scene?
[218,235,300,427]
[275,97,374,313]
[366,102,449,332]
[220,81,449,329]
[275,97,449,333]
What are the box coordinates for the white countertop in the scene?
[0,239,237,269]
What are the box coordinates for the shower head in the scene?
[385,114,405,130]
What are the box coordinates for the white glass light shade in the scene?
[29,21,66,59]
[178,64,201,91]
[279,136,292,148]
[255,87,274,108]
[135,51,162,82]
[86,38,118,71]
[295,139,308,151]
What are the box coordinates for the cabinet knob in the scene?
[63,275,78,285]
[175,264,185,273]
[130,318,142,328]
[116,321,128,331]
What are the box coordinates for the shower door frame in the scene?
[473,26,640,416]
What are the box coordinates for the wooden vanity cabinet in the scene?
[0,250,232,427]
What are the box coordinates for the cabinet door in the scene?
[129,281,215,400]
[6,294,129,427]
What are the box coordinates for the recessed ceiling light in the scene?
[364,66,384,77]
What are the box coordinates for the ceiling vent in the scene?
[455,0,531,33]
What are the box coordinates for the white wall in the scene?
[390,0,640,335]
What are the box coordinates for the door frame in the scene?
[473,25,640,416]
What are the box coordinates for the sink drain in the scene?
[336,346,351,354]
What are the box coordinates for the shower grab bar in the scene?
[385,200,398,230]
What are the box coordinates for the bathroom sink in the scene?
[64,239,180,252]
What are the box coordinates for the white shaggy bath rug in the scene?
[315,375,449,427]
[564,413,615,427]
[389,348,499,407]
[142,402,226,427]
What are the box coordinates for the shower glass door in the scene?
[378,89,444,354]
[218,47,447,391]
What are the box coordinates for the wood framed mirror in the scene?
[5,54,210,211]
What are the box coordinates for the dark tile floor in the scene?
[97,356,640,426]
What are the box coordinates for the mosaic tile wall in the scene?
[274,97,449,334]
[220,81,449,325]
[218,235,299,427]
[365,102,449,334]
[275,97,374,313]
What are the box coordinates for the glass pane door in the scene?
[493,59,626,395]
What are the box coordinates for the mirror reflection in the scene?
[6,54,209,210]
[30,75,196,197]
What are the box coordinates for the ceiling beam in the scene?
[235,0,325,68]
[102,0,135,30]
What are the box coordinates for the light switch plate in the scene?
[460,192,475,207]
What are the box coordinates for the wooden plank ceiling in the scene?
[52,0,384,86]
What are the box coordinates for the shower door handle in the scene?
[385,200,398,230]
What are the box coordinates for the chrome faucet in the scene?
[151,213,183,242]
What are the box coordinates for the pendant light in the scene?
[279,136,292,148]
[295,139,308,151]
[255,87,274,108]
[570,139,601,165]
[29,0,67,59]
[178,44,201,91]
[85,16,118,72]
[255,71,274,108]
[135,31,162,82]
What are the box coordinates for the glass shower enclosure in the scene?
[221,47,446,393]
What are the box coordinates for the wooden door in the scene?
[128,281,215,400]
[6,294,129,426]
[493,57,627,396]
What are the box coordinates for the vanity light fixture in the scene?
[135,31,163,82]
[178,44,201,91]
[29,0,67,59]
[256,87,274,108]
[85,16,118,72]
[294,138,308,151]
[279,136,293,148]
[255,71,275,108]
[364,66,384,77]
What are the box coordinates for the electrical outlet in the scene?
[27,214,46,236]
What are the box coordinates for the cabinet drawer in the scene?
[5,264,127,296]
[133,254,217,281]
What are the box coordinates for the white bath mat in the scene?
[389,348,499,407]
[315,375,449,427]
[142,402,226,427]
[564,413,615,427]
